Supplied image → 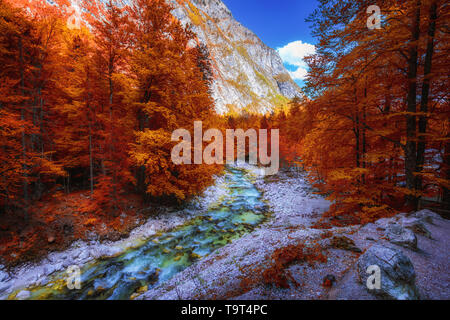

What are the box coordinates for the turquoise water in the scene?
[12,167,269,300]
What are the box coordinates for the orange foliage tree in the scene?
[0,0,67,217]
[273,0,449,223]
[127,0,222,202]
[0,0,222,218]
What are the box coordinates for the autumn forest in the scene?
[0,0,449,301]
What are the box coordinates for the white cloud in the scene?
[288,68,308,81]
[277,40,316,67]
[277,40,316,80]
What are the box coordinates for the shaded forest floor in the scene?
[0,172,226,270]
[0,192,146,267]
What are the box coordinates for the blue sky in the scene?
[222,0,319,86]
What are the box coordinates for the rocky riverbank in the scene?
[140,169,449,300]
[0,173,229,299]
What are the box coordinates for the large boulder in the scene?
[385,224,418,250]
[357,245,419,300]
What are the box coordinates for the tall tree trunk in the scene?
[136,83,152,197]
[19,37,28,220]
[362,80,368,184]
[353,88,360,171]
[443,138,450,210]
[89,121,94,196]
[405,0,422,210]
[355,115,361,170]
[35,65,44,199]
[416,0,438,194]
[87,71,94,196]
[109,69,117,203]
[136,110,146,196]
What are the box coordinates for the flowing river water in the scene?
[10,167,270,300]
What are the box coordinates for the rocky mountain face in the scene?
[169,0,302,114]
[69,0,302,114]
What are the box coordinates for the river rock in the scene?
[0,270,9,282]
[16,290,31,300]
[357,245,419,300]
[0,283,11,294]
[53,262,64,273]
[78,249,90,261]
[89,247,111,259]
[385,224,417,250]
[413,209,441,224]
[374,217,396,230]
[44,264,57,276]
[47,252,66,264]
[329,236,362,253]
[401,217,432,238]
[62,260,72,269]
